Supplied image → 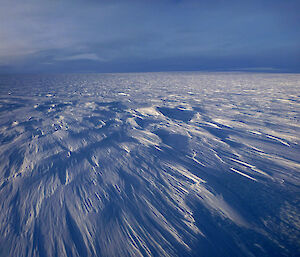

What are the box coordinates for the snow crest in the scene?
[0,72,299,257]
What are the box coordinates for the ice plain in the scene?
[0,72,299,257]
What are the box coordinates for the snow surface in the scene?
[0,72,299,257]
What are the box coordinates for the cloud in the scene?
[55,53,104,62]
[0,0,299,73]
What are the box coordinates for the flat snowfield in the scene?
[0,72,299,257]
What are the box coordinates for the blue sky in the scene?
[0,0,299,73]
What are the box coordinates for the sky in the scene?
[0,0,300,73]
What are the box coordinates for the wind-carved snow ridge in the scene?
[0,72,300,257]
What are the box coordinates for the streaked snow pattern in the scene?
[0,72,299,257]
